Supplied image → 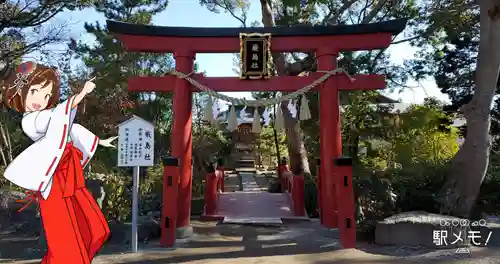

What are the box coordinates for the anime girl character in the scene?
[1,61,117,264]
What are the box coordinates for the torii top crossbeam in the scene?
[106,19,406,53]
[106,19,406,93]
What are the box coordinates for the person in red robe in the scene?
[2,61,117,263]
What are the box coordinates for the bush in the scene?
[302,160,453,223]
[475,154,500,216]
[352,166,397,221]
[390,161,449,214]
[89,172,132,222]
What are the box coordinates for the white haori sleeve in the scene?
[3,96,77,199]
[34,110,51,133]
[70,124,99,168]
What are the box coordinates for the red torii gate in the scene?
[107,19,406,247]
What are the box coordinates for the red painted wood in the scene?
[317,47,339,229]
[128,73,385,93]
[118,33,393,53]
[337,164,356,248]
[161,162,179,247]
[292,175,305,217]
[316,161,323,224]
[119,22,396,250]
[204,172,217,215]
[172,51,194,230]
[278,164,289,192]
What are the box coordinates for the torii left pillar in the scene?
[172,50,195,237]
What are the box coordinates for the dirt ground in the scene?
[2,219,499,264]
[2,173,499,264]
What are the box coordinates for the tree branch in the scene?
[357,0,375,24]
[215,0,247,27]
[259,0,287,75]
[0,0,71,30]
[362,0,389,23]
[327,0,358,25]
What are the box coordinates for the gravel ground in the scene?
[2,220,499,264]
[2,174,499,264]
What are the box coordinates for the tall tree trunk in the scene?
[259,0,311,176]
[281,102,311,175]
[440,0,500,218]
[0,122,8,166]
[0,123,12,162]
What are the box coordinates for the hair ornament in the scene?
[8,61,37,99]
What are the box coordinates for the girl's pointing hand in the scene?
[99,136,118,148]
[71,77,96,109]
[81,77,96,95]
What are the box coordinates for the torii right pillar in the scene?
[316,47,366,249]
[317,47,341,229]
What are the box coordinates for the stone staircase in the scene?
[232,153,257,171]
[236,158,255,168]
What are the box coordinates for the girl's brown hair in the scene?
[1,62,60,113]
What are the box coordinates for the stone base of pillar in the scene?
[176,225,194,239]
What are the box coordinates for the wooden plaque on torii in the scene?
[239,33,271,80]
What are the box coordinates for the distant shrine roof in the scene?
[106,19,406,38]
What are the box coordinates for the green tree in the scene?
[354,98,460,218]
[0,1,95,183]
[198,0,441,178]
[70,0,173,169]
[438,1,500,217]
[410,0,500,217]
[390,101,459,165]
[199,0,500,218]
[0,0,93,79]
[0,0,83,167]
[257,125,288,167]
[66,0,173,219]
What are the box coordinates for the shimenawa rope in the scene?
[163,68,355,132]
[164,68,354,106]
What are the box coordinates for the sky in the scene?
[29,0,450,104]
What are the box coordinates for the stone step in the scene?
[237,159,255,168]
[238,159,255,162]
[223,217,282,226]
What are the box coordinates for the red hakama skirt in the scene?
[38,143,110,264]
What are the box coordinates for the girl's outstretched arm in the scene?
[99,136,118,148]
[72,77,96,109]
[70,123,100,168]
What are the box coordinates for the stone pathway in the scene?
[218,192,294,219]
[219,172,292,225]
[239,172,261,192]
[203,170,295,224]
[5,172,498,264]
[5,220,499,264]
[224,172,241,192]
[253,172,271,191]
